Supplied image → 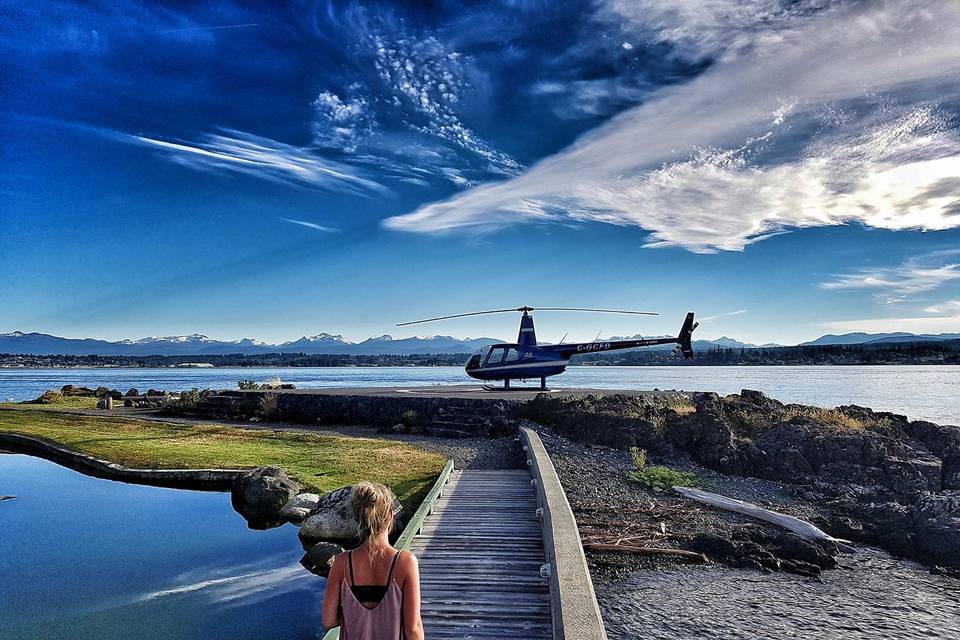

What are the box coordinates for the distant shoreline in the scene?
[4,337,960,369]
[3,338,960,369]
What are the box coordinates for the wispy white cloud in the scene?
[156,23,260,34]
[599,0,833,61]
[821,260,960,297]
[385,1,960,252]
[139,563,311,605]
[699,309,747,322]
[308,14,521,188]
[128,129,388,196]
[312,89,371,153]
[279,217,338,232]
[369,34,520,176]
[925,300,960,314]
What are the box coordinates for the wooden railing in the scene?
[519,426,608,640]
[321,460,455,640]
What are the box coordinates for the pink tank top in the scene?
[340,551,404,640]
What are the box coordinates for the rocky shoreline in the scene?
[516,390,960,575]
[19,383,960,578]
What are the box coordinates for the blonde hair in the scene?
[351,481,396,559]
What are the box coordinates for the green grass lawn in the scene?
[0,407,446,510]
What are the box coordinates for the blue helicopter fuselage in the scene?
[464,311,695,383]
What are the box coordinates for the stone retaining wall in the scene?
[196,390,524,436]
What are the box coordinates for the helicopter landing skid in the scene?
[481,383,554,392]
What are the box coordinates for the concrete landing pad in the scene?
[234,385,678,401]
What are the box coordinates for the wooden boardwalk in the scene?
[410,470,552,639]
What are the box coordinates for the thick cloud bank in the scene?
[385,1,960,253]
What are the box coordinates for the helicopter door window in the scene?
[486,347,506,365]
[504,348,519,362]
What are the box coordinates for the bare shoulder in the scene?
[329,552,348,579]
[397,550,419,576]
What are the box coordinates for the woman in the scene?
[322,481,424,640]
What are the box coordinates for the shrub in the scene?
[165,388,212,414]
[627,446,699,491]
[628,467,700,491]
[238,380,259,390]
[400,409,418,427]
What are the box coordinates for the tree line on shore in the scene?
[1,338,958,368]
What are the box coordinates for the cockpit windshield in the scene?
[465,346,490,370]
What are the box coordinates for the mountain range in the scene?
[800,332,960,346]
[0,331,502,356]
[1,330,957,357]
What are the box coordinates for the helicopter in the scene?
[398,306,698,390]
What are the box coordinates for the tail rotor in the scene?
[677,312,698,359]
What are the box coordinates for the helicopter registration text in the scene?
[576,342,610,352]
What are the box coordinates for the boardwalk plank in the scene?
[411,470,552,639]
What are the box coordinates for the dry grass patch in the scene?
[782,406,871,431]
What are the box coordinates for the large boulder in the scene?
[33,390,63,404]
[914,516,960,568]
[912,493,960,567]
[905,421,960,489]
[689,528,837,577]
[61,385,96,397]
[518,392,683,450]
[300,542,343,577]
[299,487,360,545]
[746,418,941,497]
[665,393,742,473]
[280,492,321,521]
[231,467,301,527]
[299,485,403,546]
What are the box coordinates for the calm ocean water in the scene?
[1,365,958,424]
[0,454,325,640]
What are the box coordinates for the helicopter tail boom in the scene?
[544,312,697,358]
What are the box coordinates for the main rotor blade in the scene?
[396,308,522,326]
[534,307,660,316]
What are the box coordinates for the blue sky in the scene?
[3,0,960,346]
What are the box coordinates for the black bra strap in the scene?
[348,551,355,586]
[386,551,401,585]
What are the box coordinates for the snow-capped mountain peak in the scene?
[282,333,353,345]
[134,334,212,344]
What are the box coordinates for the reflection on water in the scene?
[2,365,959,423]
[0,454,324,640]
[596,548,960,640]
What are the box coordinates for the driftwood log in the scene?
[673,486,852,547]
